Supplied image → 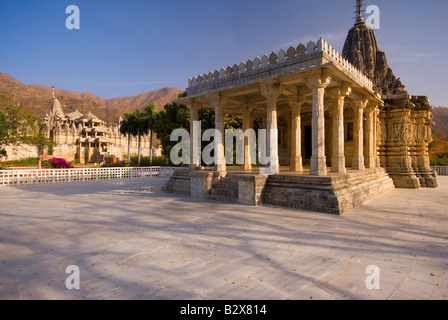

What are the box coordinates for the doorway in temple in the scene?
[305,125,312,159]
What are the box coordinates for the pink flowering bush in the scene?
[50,157,74,169]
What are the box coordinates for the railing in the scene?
[187,37,373,92]
[0,167,187,186]
[431,166,448,176]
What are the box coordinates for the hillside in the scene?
[0,73,183,124]
[429,136,448,166]
[433,107,448,137]
[1,72,446,136]
[106,87,183,122]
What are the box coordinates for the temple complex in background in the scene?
[4,88,159,163]
[41,88,157,163]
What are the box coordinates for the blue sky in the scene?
[1,0,447,106]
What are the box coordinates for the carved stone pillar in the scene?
[352,99,366,170]
[329,85,350,173]
[260,82,282,174]
[330,97,346,173]
[411,98,438,188]
[213,101,226,173]
[306,72,331,176]
[188,103,200,170]
[410,107,423,187]
[364,103,376,169]
[242,105,254,171]
[379,96,421,189]
[374,106,381,167]
[288,96,304,172]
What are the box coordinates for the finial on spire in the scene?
[355,0,364,24]
[51,86,56,100]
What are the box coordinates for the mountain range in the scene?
[432,107,448,137]
[0,73,183,124]
[0,72,447,137]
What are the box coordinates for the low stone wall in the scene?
[164,169,193,195]
[262,168,395,215]
[2,144,39,161]
[332,168,396,213]
[237,174,268,206]
[190,171,222,199]
[262,175,340,214]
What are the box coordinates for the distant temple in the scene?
[41,88,156,163]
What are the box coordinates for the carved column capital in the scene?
[353,98,368,110]
[208,93,222,107]
[287,96,305,116]
[305,71,331,90]
[185,100,200,112]
[287,95,305,107]
[365,101,379,113]
[328,83,352,101]
[260,81,283,98]
[242,105,254,117]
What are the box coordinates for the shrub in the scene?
[0,157,41,166]
[101,162,129,168]
[50,157,74,169]
[130,155,172,167]
[430,154,448,166]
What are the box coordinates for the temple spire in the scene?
[355,0,364,24]
[49,86,64,118]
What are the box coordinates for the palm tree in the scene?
[119,113,134,165]
[130,109,149,166]
[144,103,158,166]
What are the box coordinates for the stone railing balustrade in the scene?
[188,38,374,91]
[318,38,374,89]
[431,166,448,176]
[0,167,187,186]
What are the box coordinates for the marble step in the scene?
[206,194,239,203]
[207,176,239,203]
[211,177,238,189]
[208,188,238,197]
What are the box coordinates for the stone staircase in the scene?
[164,170,191,194]
[206,176,239,203]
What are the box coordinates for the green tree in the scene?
[144,103,158,166]
[0,109,8,158]
[27,132,56,156]
[198,109,214,130]
[153,103,189,164]
[224,113,243,130]
[152,101,246,166]
[119,113,134,165]
[128,109,150,166]
[197,110,243,166]
[0,102,52,159]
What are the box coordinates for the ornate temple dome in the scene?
[50,97,65,119]
[66,109,83,121]
[342,0,406,97]
[78,111,103,123]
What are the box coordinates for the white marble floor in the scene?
[0,177,447,300]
